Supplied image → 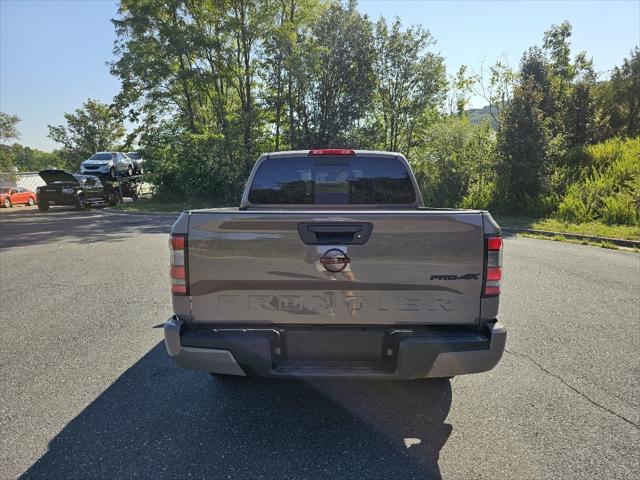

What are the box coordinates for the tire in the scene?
[75,195,87,210]
[127,164,133,177]
[38,201,49,211]
[28,197,35,206]
[4,198,11,208]
[109,167,116,179]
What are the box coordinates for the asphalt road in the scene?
[1,205,638,479]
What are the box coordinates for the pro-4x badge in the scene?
[430,273,480,280]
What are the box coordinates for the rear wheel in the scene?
[109,166,116,179]
[27,197,35,206]
[3,198,11,208]
[127,164,133,176]
[75,195,87,210]
[38,201,49,211]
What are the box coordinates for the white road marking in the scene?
[403,438,421,449]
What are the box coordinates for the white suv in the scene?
[80,152,134,178]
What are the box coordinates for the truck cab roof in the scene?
[264,149,402,159]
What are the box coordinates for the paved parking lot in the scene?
[0,207,638,479]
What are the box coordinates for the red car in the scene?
[0,187,37,208]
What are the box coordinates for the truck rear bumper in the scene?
[164,317,506,379]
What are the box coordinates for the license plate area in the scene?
[282,329,385,362]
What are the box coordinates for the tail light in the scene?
[170,233,189,295]
[483,235,502,297]
[308,149,355,156]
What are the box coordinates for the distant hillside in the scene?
[466,105,499,129]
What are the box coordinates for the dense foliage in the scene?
[2,144,69,172]
[557,137,640,225]
[0,112,21,173]
[108,0,448,200]
[413,117,497,209]
[493,23,639,224]
[2,3,638,227]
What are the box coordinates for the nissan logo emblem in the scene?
[319,248,350,273]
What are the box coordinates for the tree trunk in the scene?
[287,0,297,148]
[288,76,295,148]
[171,6,197,134]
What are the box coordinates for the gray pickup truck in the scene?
[164,149,506,379]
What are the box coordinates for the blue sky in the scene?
[1,0,638,151]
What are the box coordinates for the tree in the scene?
[113,0,282,175]
[373,17,445,155]
[447,65,476,116]
[412,116,497,209]
[564,52,596,149]
[0,112,20,144]
[301,0,376,147]
[228,0,279,172]
[47,99,125,167]
[262,0,323,151]
[542,22,598,151]
[0,112,20,173]
[262,3,289,151]
[543,21,575,92]
[112,0,213,136]
[475,58,516,125]
[9,144,68,172]
[495,48,552,212]
[520,46,554,118]
[608,47,640,138]
[591,48,640,141]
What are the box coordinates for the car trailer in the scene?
[96,173,144,205]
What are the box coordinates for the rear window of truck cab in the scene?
[248,156,416,204]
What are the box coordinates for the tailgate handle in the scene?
[307,225,362,234]
[298,223,373,245]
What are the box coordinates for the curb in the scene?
[103,207,181,216]
[502,226,639,248]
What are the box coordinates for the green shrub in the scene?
[600,193,639,225]
[141,123,246,206]
[557,183,596,222]
[460,180,495,209]
[411,117,497,208]
[556,136,640,225]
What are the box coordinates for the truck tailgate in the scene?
[187,210,484,325]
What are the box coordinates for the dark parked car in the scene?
[36,170,116,211]
[0,187,36,208]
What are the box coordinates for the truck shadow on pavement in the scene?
[21,343,453,480]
